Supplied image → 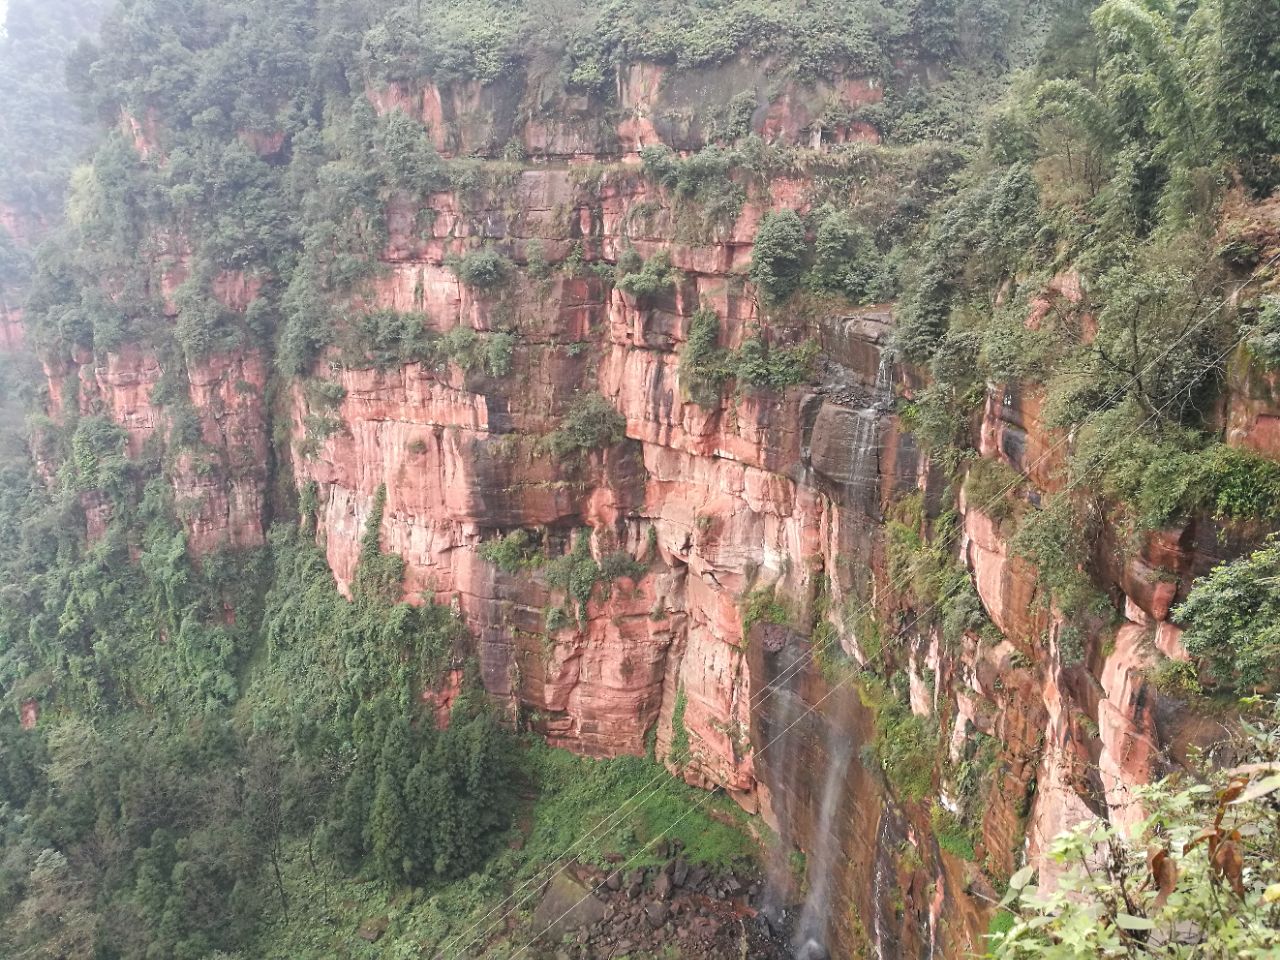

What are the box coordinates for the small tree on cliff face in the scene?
[990,702,1280,959]
[749,210,807,305]
[545,393,627,457]
[1172,537,1280,697]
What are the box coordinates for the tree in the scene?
[3,849,99,960]
[1213,0,1280,194]
[1173,537,1280,695]
[749,210,807,305]
[368,770,409,884]
[991,702,1280,958]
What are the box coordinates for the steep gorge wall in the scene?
[25,63,1280,959]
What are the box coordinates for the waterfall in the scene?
[873,352,894,411]
[759,642,808,938]
[848,409,879,493]
[870,817,897,960]
[791,732,854,960]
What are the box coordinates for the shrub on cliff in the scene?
[615,249,677,297]
[859,673,938,802]
[639,143,748,234]
[435,326,517,377]
[447,248,513,290]
[731,331,819,390]
[478,529,544,573]
[1248,296,1280,367]
[992,701,1280,958]
[65,415,129,497]
[379,110,448,194]
[545,393,627,457]
[806,207,880,303]
[1010,493,1107,617]
[1070,403,1280,530]
[749,209,807,305]
[345,308,435,368]
[679,307,731,406]
[1173,536,1280,695]
[963,457,1026,524]
[679,310,816,402]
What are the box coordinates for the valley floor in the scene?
[249,748,776,960]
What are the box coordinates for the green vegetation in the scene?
[0,0,109,267]
[993,702,1280,957]
[806,206,884,301]
[930,803,977,861]
[3,0,1280,952]
[356,0,1043,98]
[543,531,645,622]
[733,331,820,389]
[741,587,790,636]
[0,465,518,958]
[523,746,755,868]
[435,325,517,378]
[198,746,756,960]
[750,205,892,306]
[545,392,628,456]
[1173,537,1280,695]
[640,144,749,234]
[1250,296,1280,367]
[750,209,808,304]
[963,457,1025,523]
[679,307,732,406]
[477,528,544,573]
[987,908,1017,940]
[677,307,819,404]
[878,0,1280,651]
[447,248,514,290]
[335,310,516,376]
[1070,402,1280,530]
[615,249,678,297]
[860,675,938,802]
[669,684,692,767]
[1009,493,1103,616]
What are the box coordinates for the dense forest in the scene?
[1,0,1279,957]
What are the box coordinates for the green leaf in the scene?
[1009,864,1036,889]
[1116,913,1155,931]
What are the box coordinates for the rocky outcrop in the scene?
[366,58,881,161]
[42,337,270,553]
[529,848,786,960]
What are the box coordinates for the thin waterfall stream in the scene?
[791,731,854,960]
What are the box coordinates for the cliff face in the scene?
[39,263,272,554]
[27,63,1280,960]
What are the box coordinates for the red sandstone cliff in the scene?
[29,66,1280,959]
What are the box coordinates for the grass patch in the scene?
[522,746,756,870]
[741,587,790,636]
[859,673,938,802]
[987,907,1017,940]
[930,802,977,861]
